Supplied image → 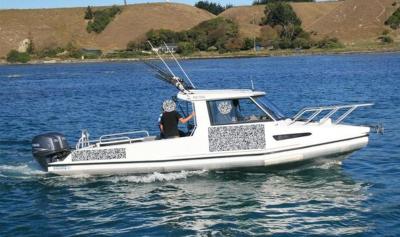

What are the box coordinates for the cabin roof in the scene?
[177,89,266,101]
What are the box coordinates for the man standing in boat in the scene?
[159,100,195,139]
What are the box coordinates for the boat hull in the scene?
[47,135,368,176]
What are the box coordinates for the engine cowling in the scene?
[32,132,70,171]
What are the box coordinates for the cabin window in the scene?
[207,98,274,125]
[252,96,285,120]
[175,100,196,136]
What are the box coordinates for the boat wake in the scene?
[6,74,23,79]
[0,163,46,176]
[37,170,209,187]
[107,170,208,183]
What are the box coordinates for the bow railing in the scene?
[290,103,373,125]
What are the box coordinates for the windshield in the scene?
[252,96,285,120]
[207,98,274,125]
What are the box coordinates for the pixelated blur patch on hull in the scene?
[208,124,266,152]
[71,148,126,162]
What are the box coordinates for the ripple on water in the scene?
[1,54,400,236]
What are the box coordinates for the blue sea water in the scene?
[0,53,399,236]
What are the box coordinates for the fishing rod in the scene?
[147,41,176,79]
[144,41,192,93]
[163,42,196,89]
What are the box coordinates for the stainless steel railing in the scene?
[76,130,150,150]
[99,131,150,145]
[290,103,373,125]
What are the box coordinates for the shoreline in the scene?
[1,46,399,65]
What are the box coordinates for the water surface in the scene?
[0,53,399,236]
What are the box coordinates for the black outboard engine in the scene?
[32,132,70,171]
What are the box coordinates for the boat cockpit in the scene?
[73,90,285,149]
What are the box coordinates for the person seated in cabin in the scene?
[232,99,243,122]
[159,100,195,139]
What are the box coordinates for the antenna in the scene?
[251,80,255,91]
[163,42,196,89]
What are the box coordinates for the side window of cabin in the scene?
[207,98,273,125]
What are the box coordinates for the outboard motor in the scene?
[32,132,70,171]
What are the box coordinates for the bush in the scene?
[189,17,239,50]
[87,5,122,33]
[177,42,196,55]
[385,7,400,29]
[6,50,31,63]
[62,43,83,58]
[271,39,280,50]
[36,47,64,58]
[278,39,292,49]
[316,37,343,49]
[146,29,179,47]
[292,37,311,49]
[145,17,240,53]
[69,50,83,59]
[378,35,394,44]
[242,38,254,50]
[104,51,145,58]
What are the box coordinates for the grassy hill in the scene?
[220,2,340,39]
[308,0,399,43]
[0,3,214,57]
[221,0,399,44]
[0,7,92,58]
[0,1,398,59]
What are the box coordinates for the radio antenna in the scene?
[163,42,196,89]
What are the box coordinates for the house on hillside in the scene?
[158,43,179,53]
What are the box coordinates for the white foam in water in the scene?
[108,170,208,184]
[279,160,342,175]
[0,164,46,176]
[6,74,23,78]
[319,160,342,169]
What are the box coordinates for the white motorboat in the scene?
[32,44,381,175]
